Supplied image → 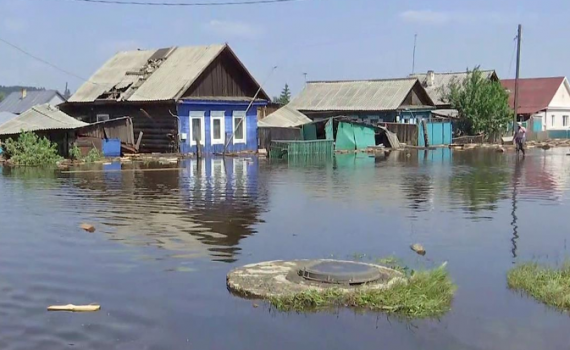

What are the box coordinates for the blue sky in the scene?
[0,0,568,97]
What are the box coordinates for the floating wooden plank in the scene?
[47,304,101,312]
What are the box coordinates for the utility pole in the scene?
[412,34,418,74]
[513,24,522,134]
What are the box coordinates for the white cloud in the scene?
[399,10,523,26]
[205,20,259,39]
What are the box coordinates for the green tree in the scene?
[275,83,291,105]
[0,92,4,102]
[443,67,512,140]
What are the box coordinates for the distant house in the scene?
[411,70,498,109]
[501,77,570,131]
[288,78,435,124]
[62,44,269,154]
[0,89,65,115]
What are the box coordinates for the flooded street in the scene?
[2,148,570,349]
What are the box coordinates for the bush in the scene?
[3,131,63,166]
[84,148,102,163]
[71,144,82,160]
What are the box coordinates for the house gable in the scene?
[182,47,270,101]
[548,78,570,108]
[400,81,434,108]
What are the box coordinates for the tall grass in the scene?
[508,262,570,311]
[270,264,456,318]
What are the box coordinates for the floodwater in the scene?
[1,148,570,349]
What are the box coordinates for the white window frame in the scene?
[564,115,569,127]
[232,111,247,144]
[96,114,110,122]
[189,111,205,146]
[210,111,225,145]
[552,115,556,127]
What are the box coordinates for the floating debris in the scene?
[80,223,96,233]
[411,244,426,256]
[47,304,101,312]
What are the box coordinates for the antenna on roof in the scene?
[412,34,418,74]
[303,72,308,85]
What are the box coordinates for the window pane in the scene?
[192,118,202,142]
[213,119,221,140]
[235,117,244,140]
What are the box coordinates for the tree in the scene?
[275,83,291,105]
[0,92,4,102]
[443,67,512,140]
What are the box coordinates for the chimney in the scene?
[21,88,27,99]
[426,70,435,87]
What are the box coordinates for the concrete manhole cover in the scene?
[227,259,405,299]
[299,261,384,285]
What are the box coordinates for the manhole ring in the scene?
[298,261,383,285]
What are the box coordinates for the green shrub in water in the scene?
[70,144,82,161]
[84,148,103,163]
[270,263,456,318]
[3,131,63,166]
[508,262,570,311]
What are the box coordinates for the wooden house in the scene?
[62,44,269,154]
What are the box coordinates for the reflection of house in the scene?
[63,44,269,153]
[67,159,266,263]
[501,77,570,131]
[288,78,435,124]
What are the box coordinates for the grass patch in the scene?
[508,262,570,311]
[269,264,456,318]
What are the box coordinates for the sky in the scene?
[0,0,568,97]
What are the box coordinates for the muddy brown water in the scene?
[1,148,570,349]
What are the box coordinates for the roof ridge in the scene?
[412,70,495,76]
[307,78,418,84]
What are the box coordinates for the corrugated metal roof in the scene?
[501,77,566,115]
[69,44,226,103]
[258,105,311,128]
[0,104,88,135]
[410,70,497,106]
[0,90,65,114]
[0,112,17,126]
[288,79,419,111]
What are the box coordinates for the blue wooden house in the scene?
[63,44,269,154]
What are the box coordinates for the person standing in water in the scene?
[514,122,527,156]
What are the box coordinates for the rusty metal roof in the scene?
[501,77,566,115]
[69,44,226,103]
[288,78,420,112]
[0,104,87,135]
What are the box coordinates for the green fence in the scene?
[269,139,334,159]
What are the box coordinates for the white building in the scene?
[502,77,570,131]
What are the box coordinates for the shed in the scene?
[0,104,88,157]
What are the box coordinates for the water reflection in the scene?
[63,158,267,263]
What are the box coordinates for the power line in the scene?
[0,36,97,85]
[57,0,304,6]
[507,35,517,78]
